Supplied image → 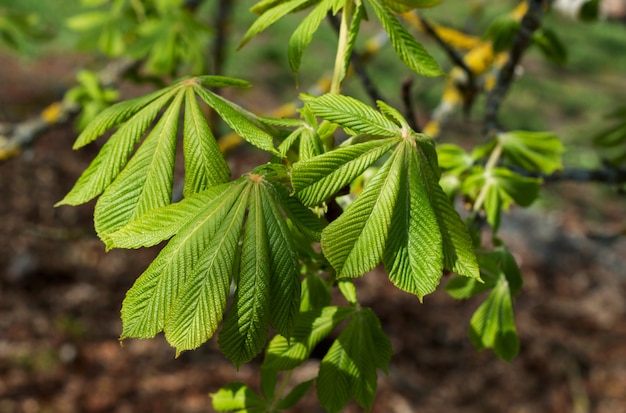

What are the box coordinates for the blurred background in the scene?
[0,0,625,412]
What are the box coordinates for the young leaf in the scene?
[322,148,403,278]
[367,0,443,77]
[240,0,314,49]
[56,89,179,206]
[219,185,271,367]
[300,275,332,311]
[301,93,400,136]
[292,138,399,206]
[93,90,185,236]
[498,130,564,174]
[262,306,353,371]
[120,181,248,342]
[165,186,250,354]
[211,382,267,412]
[317,308,391,412]
[183,87,231,196]
[288,0,336,74]
[260,187,301,337]
[102,182,235,250]
[469,276,520,361]
[194,87,279,155]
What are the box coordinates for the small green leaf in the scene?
[322,149,402,278]
[262,306,353,370]
[211,382,267,412]
[102,182,234,250]
[368,0,443,77]
[240,0,313,49]
[317,308,391,413]
[219,185,271,366]
[469,276,520,361]
[57,89,178,206]
[195,87,279,154]
[498,130,564,174]
[292,138,399,206]
[302,93,400,136]
[437,143,473,174]
[484,15,520,53]
[288,0,335,74]
[182,87,231,196]
[300,275,332,312]
[120,181,247,342]
[383,0,441,12]
[532,28,567,65]
[93,90,185,236]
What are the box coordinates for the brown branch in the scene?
[484,0,546,136]
[401,77,420,132]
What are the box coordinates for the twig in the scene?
[401,78,420,132]
[212,0,234,77]
[484,0,546,136]
[418,15,474,86]
[511,164,626,185]
[327,13,385,104]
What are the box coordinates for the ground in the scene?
[0,51,625,413]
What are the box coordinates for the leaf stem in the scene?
[330,1,355,94]
[269,370,294,410]
[472,140,503,213]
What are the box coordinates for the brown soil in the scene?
[1,52,625,413]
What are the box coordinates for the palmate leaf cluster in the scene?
[55,0,574,410]
[242,0,443,78]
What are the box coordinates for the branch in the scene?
[401,78,420,132]
[510,164,626,185]
[484,0,546,136]
[327,13,386,105]
[418,15,474,86]
[0,58,137,161]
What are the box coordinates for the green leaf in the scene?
[469,276,520,361]
[56,89,178,206]
[165,185,250,354]
[288,0,335,74]
[498,130,564,174]
[322,148,403,278]
[383,0,440,12]
[263,178,325,242]
[415,139,480,280]
[532,28,567,65]
[276,379,315,410]
[195,86,279,154]
[292,138,399,206]
[262,306,353,370]
[259,185,301,338]
[102,182,234,250]
[382,141,443,298]
[182,87,231,196]
[317,308,391,412]
[240,0,313,48]
[219,185,271,367]
[367,0,443,77]
[579,0,600,21]
[93,90,184,236]
[260,367,278,402]
[463,167,540,231]
[484,15,520,53]
[120,181,247,342]
[300,275,332,311]
[211,382,267,412]
[301,93,400,136]
[437,143,473,174]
